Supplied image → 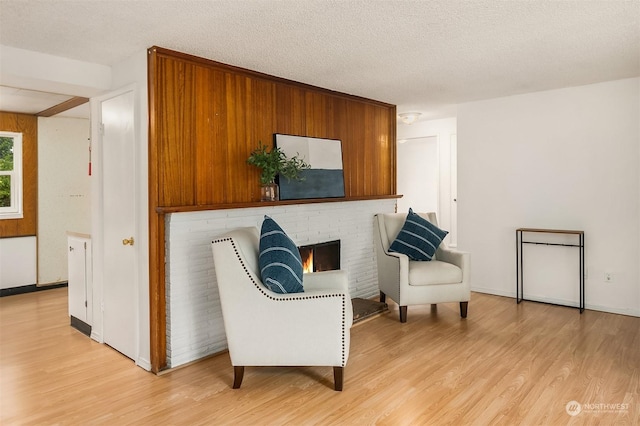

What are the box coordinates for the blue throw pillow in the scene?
[259,216,304,293]
[389,208,448,261]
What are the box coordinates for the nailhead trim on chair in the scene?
[213,236,348,366]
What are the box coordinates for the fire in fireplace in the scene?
[298,240,340,274]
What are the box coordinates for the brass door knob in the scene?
[122,237,135,246]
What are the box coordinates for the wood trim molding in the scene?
[147,49,166,373]
[155,195,403,214]
[36,97,89,117]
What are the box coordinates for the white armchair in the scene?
[373,212,470,323]
[211,227,353,391]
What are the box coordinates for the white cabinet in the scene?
[67,233,92,335]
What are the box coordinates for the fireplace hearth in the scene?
[298,240,340,273]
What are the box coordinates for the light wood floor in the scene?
[1,288,638,425]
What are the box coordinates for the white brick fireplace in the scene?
[165,198,397,367]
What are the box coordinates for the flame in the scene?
[302,250,313,274]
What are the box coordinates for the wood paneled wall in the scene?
[149,47,396,207]
[147,46,397,371]
[0,112,37,238]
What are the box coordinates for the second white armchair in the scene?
[373,212,470,323]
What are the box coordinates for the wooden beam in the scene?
[36,96,89,117]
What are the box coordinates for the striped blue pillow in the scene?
[258,216,304,294]
[389,209,448,261]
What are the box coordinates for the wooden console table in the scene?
[516,228,585,313]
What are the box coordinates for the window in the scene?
[0,131,23,219]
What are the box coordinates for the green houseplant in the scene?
[247,143,310,201]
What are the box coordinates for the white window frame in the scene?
[0,131,23,219]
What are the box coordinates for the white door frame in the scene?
[449,134,458,247]
[89,84,140,361]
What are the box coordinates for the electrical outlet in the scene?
[604,272,613,283]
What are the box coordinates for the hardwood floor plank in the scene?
[1,288,638,425]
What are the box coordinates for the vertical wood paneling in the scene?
[211,69,230,204]
[246,78,277,201]
[304,91,327,137]
[276,85,307,137]
[194,65,216,205]
[382,104,397,194]
[151,47,396,207]
[344,100,366,197]
[156,57,198,207]
[0,112,37,238]
[228,74,245,202]
[327,96,349,195]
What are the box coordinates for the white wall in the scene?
[458,77,640,316]
[38,117,91,285]
[397,117,458,246]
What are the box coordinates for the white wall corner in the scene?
[0,44,111,97]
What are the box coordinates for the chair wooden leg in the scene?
[232,366,244,389]
[333,366,344,391]
[379,291,386,303]
[399,306,408,323]
[460,301,468,318]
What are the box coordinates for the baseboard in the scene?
[70,315,92,336]
[136,357,152,372]
[470,287,640,318]
[0,282,68,297]
[583,303,640,318]
[470,286,515,299]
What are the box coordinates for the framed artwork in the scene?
[274,134,345,200]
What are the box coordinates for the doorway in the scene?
[396,132,458,247]
[396,136,439,214]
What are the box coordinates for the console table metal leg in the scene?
[516,230,523,304]
[580,233,585,313]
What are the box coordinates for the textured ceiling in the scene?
[0,0,639,120]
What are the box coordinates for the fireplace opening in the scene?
[298,240,340,273]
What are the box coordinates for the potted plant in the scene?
[247,142,310,201]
